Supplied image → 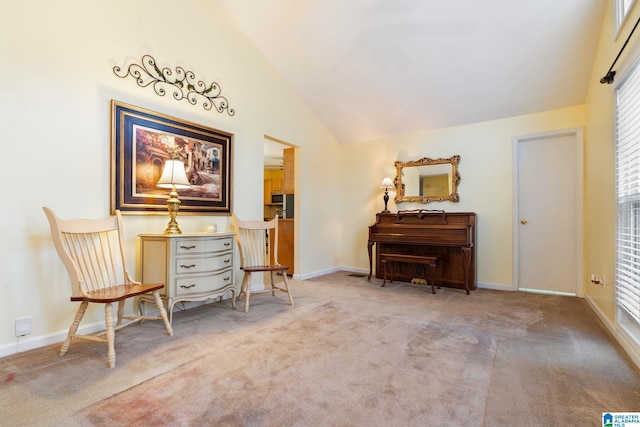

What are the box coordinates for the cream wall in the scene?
[584,1,639,323]
[340,107,586,287]
[0,0,341,353]
[0,0,634,361]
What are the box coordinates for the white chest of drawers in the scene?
[137,232,236,323]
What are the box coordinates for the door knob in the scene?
[521,219,528,225]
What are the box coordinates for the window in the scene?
[615,0,637,36]
[615,56,640,339]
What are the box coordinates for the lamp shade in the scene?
[157,159,191,189]
[380,177,394,189]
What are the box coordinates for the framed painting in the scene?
[111,100,233,214]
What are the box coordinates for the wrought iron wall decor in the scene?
[113,54,235,116]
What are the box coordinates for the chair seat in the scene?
[70,283,165,303]
[242,265,289,273]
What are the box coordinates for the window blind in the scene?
[616,58,640,326]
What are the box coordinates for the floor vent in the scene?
[347,273,367,278]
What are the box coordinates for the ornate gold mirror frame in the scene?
[394,155,460,204]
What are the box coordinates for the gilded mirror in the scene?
[394,155,460,203]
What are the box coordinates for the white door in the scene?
[514,129,583,296]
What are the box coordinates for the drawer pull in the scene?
[180,264,196,269]
[179,284,197,289]
[224,242,231,246]
[224,259,230,263]
[180,245,197,250]
[224,276,230,281]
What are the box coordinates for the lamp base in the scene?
[382,190,390,213]
[164,188,183,234]
[164,221,183,235]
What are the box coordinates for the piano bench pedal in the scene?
[379,253,440,294]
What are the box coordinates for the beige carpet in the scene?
[1,272,639,426]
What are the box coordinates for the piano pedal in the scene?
[411,278,427,286]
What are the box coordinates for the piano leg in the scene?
[428,262,438,294]
[462,247,471,295]
[381,258,388,286]
[367,241,374,281]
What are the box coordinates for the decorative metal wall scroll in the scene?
[113,54,235,116]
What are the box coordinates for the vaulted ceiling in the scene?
[217,0,607,144]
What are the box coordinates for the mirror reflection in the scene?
[394,155,460,204]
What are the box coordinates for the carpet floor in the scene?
[1,272,639,426]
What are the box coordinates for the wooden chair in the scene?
[43,207,173,368]
[232,214,294,312]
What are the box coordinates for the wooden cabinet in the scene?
[271,177,283,191]
[283,147,295,195]
[138,233,235,323]
[264,177,283,204]
[264,179,272,204]
[270,218,294,275]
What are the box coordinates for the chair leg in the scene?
[60,301,88,356]
[152,290,173,336]
[116,300,125,326]
[230,288,237,310]
[137,298,146,318]
[242,272,252,313]
[270,271,276,296]
[281,272,294,307]
[104,302,116,368]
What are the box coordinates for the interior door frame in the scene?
[264,134,298,276]
[512,127,584,297]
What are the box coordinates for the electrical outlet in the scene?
[15,317,32,337]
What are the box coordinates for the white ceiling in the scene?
[218,0,607,144]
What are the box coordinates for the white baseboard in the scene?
[294,266,342,281]
[299,267,515,292]
[477,281,515,291]
[0,269,340,356]
[584,294,640,370]
[297,267,515,293]
[0,296,235,358]
[0,321,105,358]
[13,269,632,370]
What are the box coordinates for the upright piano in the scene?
[368,210,476,294]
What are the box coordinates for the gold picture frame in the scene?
[394,155,460,204]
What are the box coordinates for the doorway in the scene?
[513,128,584,296]
[264,135,296,276]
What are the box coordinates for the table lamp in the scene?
[157,159,191,234]
[380,177,394,213]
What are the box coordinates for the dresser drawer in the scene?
[175,237,233,254]
[174,252,233,275]
[174,269,233,296]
